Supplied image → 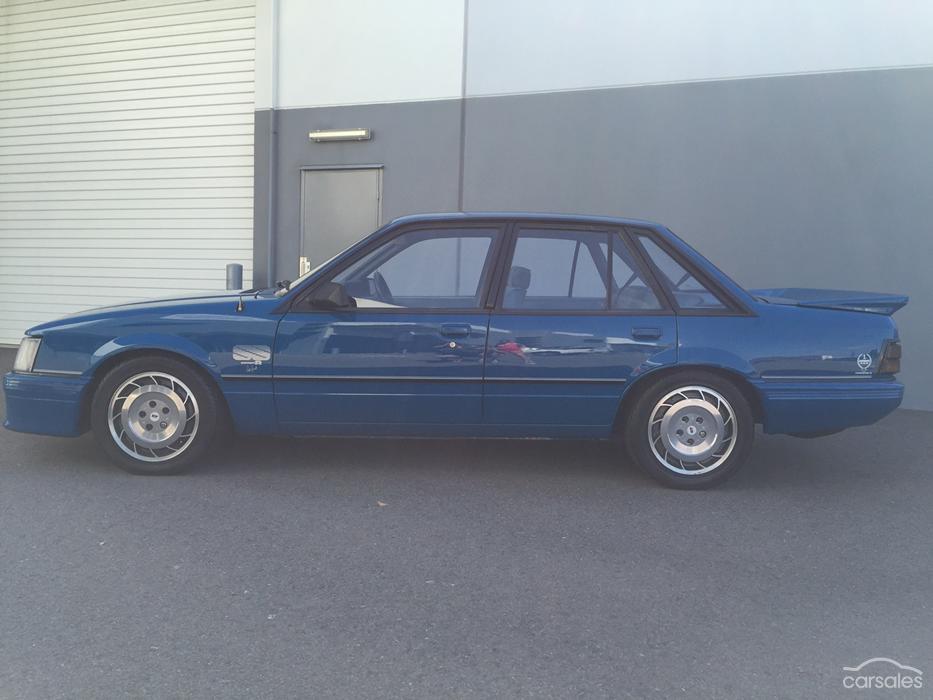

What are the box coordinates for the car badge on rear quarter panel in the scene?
[856,353,872,374]
[233,345,271,372]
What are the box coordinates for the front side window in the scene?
[331,228,496,308]
[502,228,661,311]
[635,234,726,310]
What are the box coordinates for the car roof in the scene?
[387,211,663,229]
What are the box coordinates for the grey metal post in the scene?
[226,263,243,290]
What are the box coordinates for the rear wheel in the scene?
[624,371,754,489]
[90,356,221,475]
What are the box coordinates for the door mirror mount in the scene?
[307,282,356,310]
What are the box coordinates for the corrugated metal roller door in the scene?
[0,0,255,345]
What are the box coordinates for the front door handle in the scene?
[440,323,471,338]
[632,327,663,340]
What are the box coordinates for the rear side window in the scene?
[502,228,662,311]
[635,235,726,310]
[504,229,609,310]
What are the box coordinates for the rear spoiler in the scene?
[749,288,908,315]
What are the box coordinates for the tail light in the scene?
[878,340,901,375]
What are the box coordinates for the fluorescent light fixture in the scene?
[13,336,41,373]
[308,128,371,142]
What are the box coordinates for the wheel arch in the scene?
[612,364,764,435]
[79,347,230,433]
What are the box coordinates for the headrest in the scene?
[508,265,531,290]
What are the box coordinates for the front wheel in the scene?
[624,372,754,489]
[90,356,222,475]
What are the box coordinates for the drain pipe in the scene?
[266,108,278,287]
[263,0,280,287]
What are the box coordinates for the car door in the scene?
[274,223,502,434]
[483,224,677,435]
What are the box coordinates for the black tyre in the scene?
[90,356,222,475]
[624,371,754,489]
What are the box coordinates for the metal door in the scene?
[299,167,382,275]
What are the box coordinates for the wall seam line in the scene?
[456,0,469,212]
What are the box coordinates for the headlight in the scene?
[13,336,41,373]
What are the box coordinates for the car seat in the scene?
[503,265,531,307]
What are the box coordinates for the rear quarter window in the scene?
[635,235,726,311]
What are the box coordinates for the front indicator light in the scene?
[878,341,902,375]
[13,336,41,373]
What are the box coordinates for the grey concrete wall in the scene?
[257,67,933,409]
[254,99,463,283]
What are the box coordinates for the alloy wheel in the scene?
[648,385,737,475]
[107,372,200,462]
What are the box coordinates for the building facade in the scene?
[2,0,933,409]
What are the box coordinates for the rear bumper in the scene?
[754,379,904,435]
[3,371,90,437]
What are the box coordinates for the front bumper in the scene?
[3,371,91,437]
[754,379,904,435]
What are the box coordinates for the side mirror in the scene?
[307,281,356,310]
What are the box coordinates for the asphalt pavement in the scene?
[1,347,931,699]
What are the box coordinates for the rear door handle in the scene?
[440,323,471,338]
[632,327,663,340]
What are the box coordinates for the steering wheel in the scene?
[371,271,394,303]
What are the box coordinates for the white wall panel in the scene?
[0,0,255,345]
[270,0,464,109]
[466,0,933,97]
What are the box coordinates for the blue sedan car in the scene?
[4,213,906,488]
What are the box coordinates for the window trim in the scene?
[627,226,753,317]
[489,223,674,316]
[288,221,507,314]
